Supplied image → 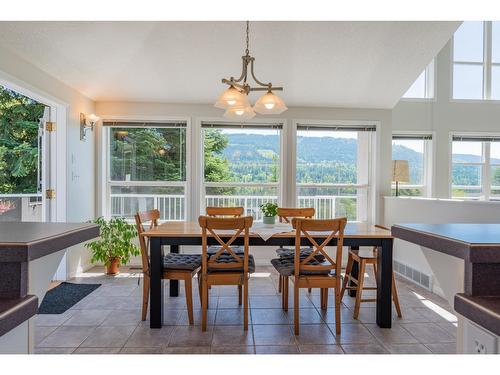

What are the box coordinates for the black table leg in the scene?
[348,246,359,297]
[376,238,393,328]
[150,237,163,328]
[169,245,180,297]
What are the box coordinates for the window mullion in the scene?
[483,142,491,200]
[484,21,492,99]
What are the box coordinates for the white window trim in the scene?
[293,119,378,223]
[451,21,500,102]
[196,117,286,220]
[400,59,436,101]
[99,115,191,220]
[449,131,500,200]
[391,131,434,198]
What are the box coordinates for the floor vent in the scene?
[394,260,432,291]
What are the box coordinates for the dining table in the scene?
[141,221,394,329]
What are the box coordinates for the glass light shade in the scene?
[86,113,100,125]
[214,86,249,109]
[223,106,256,121]
[253,91,287,114]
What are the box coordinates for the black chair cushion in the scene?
[208,253,256,273]
[275,247,325,262]
[162,253,202,271]
[207,245,245,255]
[270,256,332,277]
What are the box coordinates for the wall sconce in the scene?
[80,113,99,140]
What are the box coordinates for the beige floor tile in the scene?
[212,325,254,346]
[251,308,288,325]
[211,346,255,354]
[35,310,74,326]
[385,343,432,354]
[101,310,143,326]
[328,323,377,344]
[285,308,324,324]
[63,309,112,326]
[253,324,295,346]
[124,325,174,347]
[35,347,76,354]
[35,326,58,346]
[80,326,136,347]
[163,346,211,354]
[365,323,418,344]
[425,342,457,354]
[255,345,299,354]
[298,344,344,354]
[73,347,122,354]
[168,325,214,347]
[400,322,456,344]
[215,308,250,325]
[342,343,389,354]
[293,324,336,345]
[120,347,164,354]
[37,326,96,348]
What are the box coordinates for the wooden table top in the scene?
[141,221,392,239]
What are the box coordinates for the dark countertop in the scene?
[455,294,500,337]
[0,222,100,262]
[0,221,99,338]
[391,223,500,263]
[0,295,38,337]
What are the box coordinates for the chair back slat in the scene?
[206,206,244,217]
[134,209,160,274]
[198,216,253,274]
[292,217,347,277]
[277,207,315,223]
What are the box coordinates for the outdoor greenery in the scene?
[0,86,44,194]
[85,217,140,267]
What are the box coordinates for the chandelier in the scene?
[215,21,287,120]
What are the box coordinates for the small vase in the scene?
[106,257,120,275]
[263,216,276,225]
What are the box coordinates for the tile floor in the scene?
[35,265,457,354]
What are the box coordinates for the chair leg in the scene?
[201,275,208,332]
[278,275,282,293]
[340,254,353,300]
[294,278,300,335]
[283,276,289,311]
[335,280,341,335]
[238,284,243,305]
[320,288,325,310]
[308,288,312,293]
[353,260,366,319]
[197,272,202,305]
[392,272,403,318]
[184,277,194,325]
[141,274,149,321]
[323,288,328,310]
[243,276,249,331]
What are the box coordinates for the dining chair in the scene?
[135,209,202,324]
[275,207,317,294]
[271,217,347,335]
[198,215,255,331]
[340,246,402,319]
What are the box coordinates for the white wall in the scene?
[0,46,96,277]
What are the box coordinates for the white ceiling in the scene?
[0,21,460,108]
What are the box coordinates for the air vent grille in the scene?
[394,260,432,290]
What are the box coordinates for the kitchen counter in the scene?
[0,221,99,353]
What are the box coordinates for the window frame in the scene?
[451,21,500,102]
[292,119,378,223]
[198,119,285,220]
[401,60,436,101]
[449,132,500,200]
[102,117,191,221]
[391,131,434,198]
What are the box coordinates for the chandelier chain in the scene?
[245,20,249,55]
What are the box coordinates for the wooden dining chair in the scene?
[135,209,202,324]
[275,208,316,294]
[271,217,347,335]
[340,245,402,320]
[199,215,254,331]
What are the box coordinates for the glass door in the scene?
[0,85,52,222]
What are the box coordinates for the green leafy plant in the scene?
[260,202,278,217]
[85,217,140,267]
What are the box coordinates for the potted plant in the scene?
[260,202,278,224]
[85,217,140,275]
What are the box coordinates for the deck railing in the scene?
[111,193,356,221]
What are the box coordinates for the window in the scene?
[451,134,500,200]
[452,21,500,100]
[391,134,432,197]
[105,121,187,220]
[295,124,374,222]
[201,122,281,221]
[402,60,435,99]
